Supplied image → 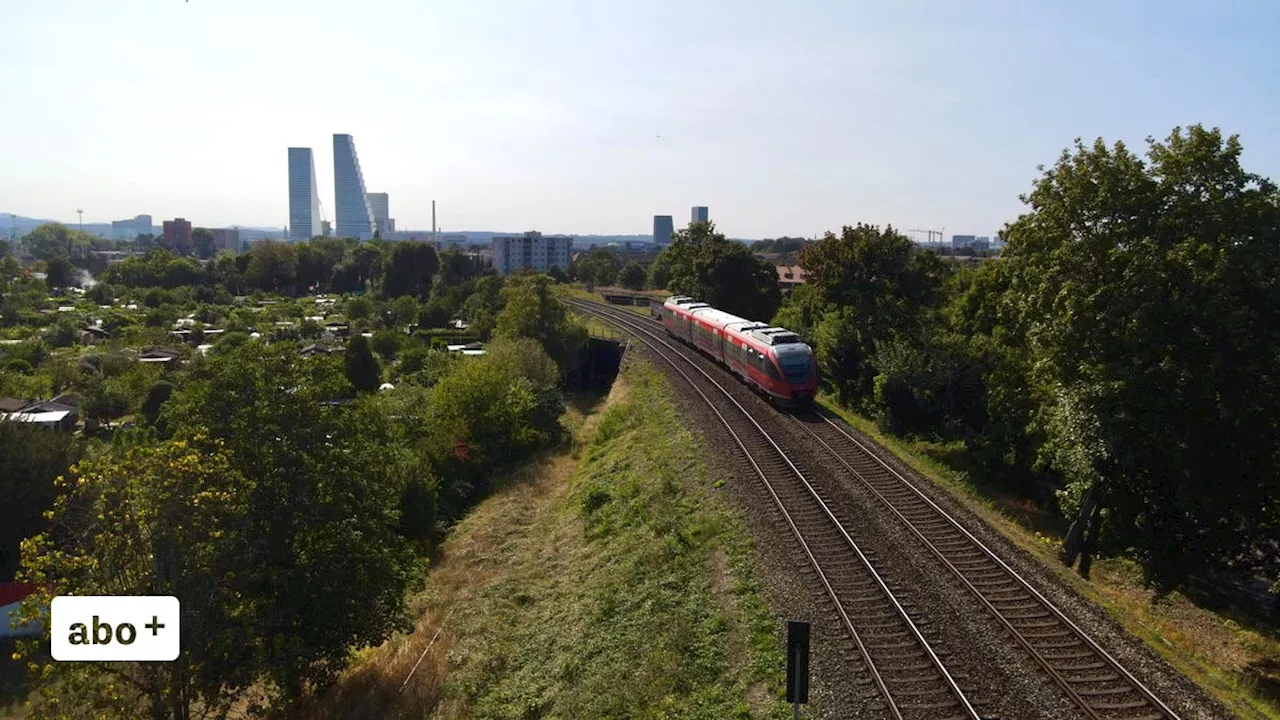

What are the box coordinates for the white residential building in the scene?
[491,231,572,274]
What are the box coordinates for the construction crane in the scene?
[907,228,946,246]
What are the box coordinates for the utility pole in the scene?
[432,200,437,242]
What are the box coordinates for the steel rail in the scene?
[791,411,1181,720]
[566,298,981,720]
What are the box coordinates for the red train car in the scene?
[657,295,818,406]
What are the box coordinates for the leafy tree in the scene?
[459,275,505,340]
[212,330,251,355]
[494,274,587,373]
[192,227,218,259]
[0,422,77,578]
[295,241,331,292]
[139,379,175,428]
[17,436,253,718]
[870,335,986,439]
[665,221,781,321]
[749,237,809,254]
[370,328,404,361]
[345,295,374,326]
[995,125,1280,590]
[618,261,646,290]
[437,248,480,288]
[387,295,419,328]
[344,334,382,392]
[795,223,948,407]
[81,376,131,424]
[86,281,114,305]
[155,343,423,702]
[547,264,569,284]
[382,241,439,299]
[245,240,298,293]
[417,297,452,329]
[44,256,76,289]
[414,338,563,518]
[646,250,672,290]
[573,247,620,286]
[23,223,73,261]
[45,316,79,347]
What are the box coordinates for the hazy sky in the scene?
[2,0,1276,239]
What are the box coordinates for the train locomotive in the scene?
[655,295,819,407]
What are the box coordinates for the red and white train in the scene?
[655,295,819,407]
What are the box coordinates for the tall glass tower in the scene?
[287,147,322,241]
[333,134,375,240]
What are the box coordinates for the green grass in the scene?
[435,360,788,719]
[817,394,1280,720]
[298,359,789,719]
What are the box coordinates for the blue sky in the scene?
[1,0,1276,239]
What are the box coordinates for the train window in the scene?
[762,354,783,381]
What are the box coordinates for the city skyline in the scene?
[2,1,1277,239]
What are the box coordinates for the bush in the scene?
[370,328,404,361]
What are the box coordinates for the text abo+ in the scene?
[51,596,180,662]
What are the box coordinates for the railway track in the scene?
[789,412,1180,720]
[565,298,985,719]
[569,297,1183,720]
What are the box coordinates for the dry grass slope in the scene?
[296,358,789,719]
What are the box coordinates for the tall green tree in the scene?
[783,224,947,406]
[572,248,620,286]
[18,436,254,719]
[618,261,646,290]
[382,241,440,299]
[494,274,587,373]
[664,221,781,321]
[344,334,382,392]
[245,239,298,293]
[0,422,77,578]
[997,125,1280,590]
[192,227,217,259]
[43,256,76,289]
[155,343,423,701]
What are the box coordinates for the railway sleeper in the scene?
[1074,686,1146,697]
[1088,699,1156,711]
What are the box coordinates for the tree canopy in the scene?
[661,221,781,321]
[991,126,1280,589]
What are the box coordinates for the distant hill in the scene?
[3,213,756,246]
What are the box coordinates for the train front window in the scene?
[778,354,812,382]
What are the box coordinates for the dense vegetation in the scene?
[0,225,590,716]
[765,125,1280,595]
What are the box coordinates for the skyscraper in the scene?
[333,134,375,240]
[653,215,674,245]
[368,192,392,238]
[691,206,709,223]
[287,148,322,241]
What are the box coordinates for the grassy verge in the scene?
[818,394,1280,720]
[297,359,788,719]
[555,283,663,316]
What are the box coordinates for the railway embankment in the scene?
[294,357,792,719]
